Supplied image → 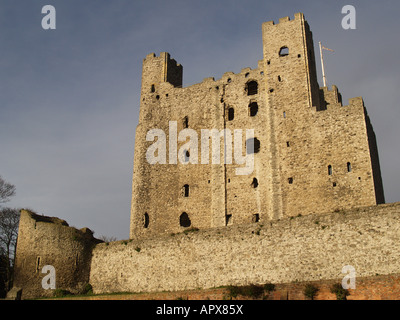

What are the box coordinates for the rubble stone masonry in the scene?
[11,13,394,300]
[90,203,400,295]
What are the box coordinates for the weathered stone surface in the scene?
[5,287,22,300]
[11,13,391,300]
[129,12,384,240]
[12,210,102,299]
[90,203,400,294]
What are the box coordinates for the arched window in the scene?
[246,81,258,96]
[179,212,191,228]
[249,102,258,117]
[246,138,260,154]
[279,46,289,57]
[144,212,149,228]
[251,178,259,188]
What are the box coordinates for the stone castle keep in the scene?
[12,13,400,299]
[129,12,384,240]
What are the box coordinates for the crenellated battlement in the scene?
[144,52,181,67]
[263,12,305,27]
[141,52,183,90]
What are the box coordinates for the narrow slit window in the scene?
[328,165,333,176]
[347,162,352,172]
[183,184,189,197]
[252,214,260,223]
[283,111,286,118]
[249,102,258,117]
[226,214,232,226]
[144,212,149,228]
[228,107,234,121]
[151,84,155,93]
[36,257,41,272]
[184,150,190,162]
[183,116,189,128]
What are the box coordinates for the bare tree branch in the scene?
[0,207,20,293]
[0,176,16,204]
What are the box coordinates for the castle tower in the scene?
[261,13,384,219]
[12,210,101,299]
[130,52,185,239]
[129,13,384,240]
[261,13,326,220]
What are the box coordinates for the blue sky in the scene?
[1,0,399,239]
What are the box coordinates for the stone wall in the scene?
[90,202,400,295]
[11,12,391,300]
[13,210,102,299]
[129,13,385,240]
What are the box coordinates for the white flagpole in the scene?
[319,41,327,87]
